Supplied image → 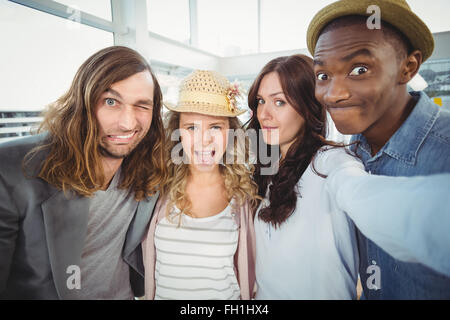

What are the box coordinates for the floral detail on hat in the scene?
[226,80,246,113]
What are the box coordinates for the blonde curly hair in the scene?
[162,111,260,223]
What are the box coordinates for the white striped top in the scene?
[154,202,240,300]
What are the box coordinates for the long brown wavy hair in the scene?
[162,111,260,222]
[247,54,344,227]
[24,46,167,201]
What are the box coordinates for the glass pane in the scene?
[260,0,336,53]
[147,0,190,44]
[420,59,450,110]
[54,0,112,20]
[151,61,193,108]
[0,0,114,112]
[197,0,258,57]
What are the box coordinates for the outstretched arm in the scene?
[326,165,450,278]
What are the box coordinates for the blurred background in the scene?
[1,0,449,144]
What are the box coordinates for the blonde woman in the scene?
[142,70,258,300]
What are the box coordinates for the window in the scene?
[147,0,190,44]
[151,60,193,111]
[197,0,258,57]
[420,59,450,109]
[260,0,335,53]
[54,0,112,20]
[0,1,113,112]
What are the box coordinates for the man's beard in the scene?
[98,144,130,159]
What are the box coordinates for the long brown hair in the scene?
[247,54,343,227]
[25,46,167,200]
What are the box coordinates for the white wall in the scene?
[217,48,310,78]
[149,32,450,78]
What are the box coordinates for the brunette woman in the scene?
[247,54,360,299]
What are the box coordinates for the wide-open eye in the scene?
[317,73,328,81]
[105,98,116,106]
[349,66,368,76]
[257,98,265,105]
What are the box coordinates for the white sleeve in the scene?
[316,148,362,296]
[328,204,360,299]
[313,146,365,176]
[325,164,450,278]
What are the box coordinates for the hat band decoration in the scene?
[226,81,245,113]
[179,91,228,107]
[179,85,244,114]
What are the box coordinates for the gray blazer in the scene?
[0,134,158,299]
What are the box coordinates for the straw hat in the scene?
[306,0,435,62]
[164,70,247,117]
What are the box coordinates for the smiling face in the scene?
[313,22,407,136]
[256,72,305,158]
[95,70,154,159]
[179,112,230,171]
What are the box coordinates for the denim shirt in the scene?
[350,91,450,299]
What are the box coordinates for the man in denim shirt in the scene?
[351,92,450,299]
[308,0,450,299]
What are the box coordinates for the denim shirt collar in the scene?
[353,91,440,165]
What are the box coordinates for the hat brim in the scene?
[163,101,247,117]
[307,0,434,61]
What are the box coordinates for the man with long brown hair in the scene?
[0,46,166,299]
